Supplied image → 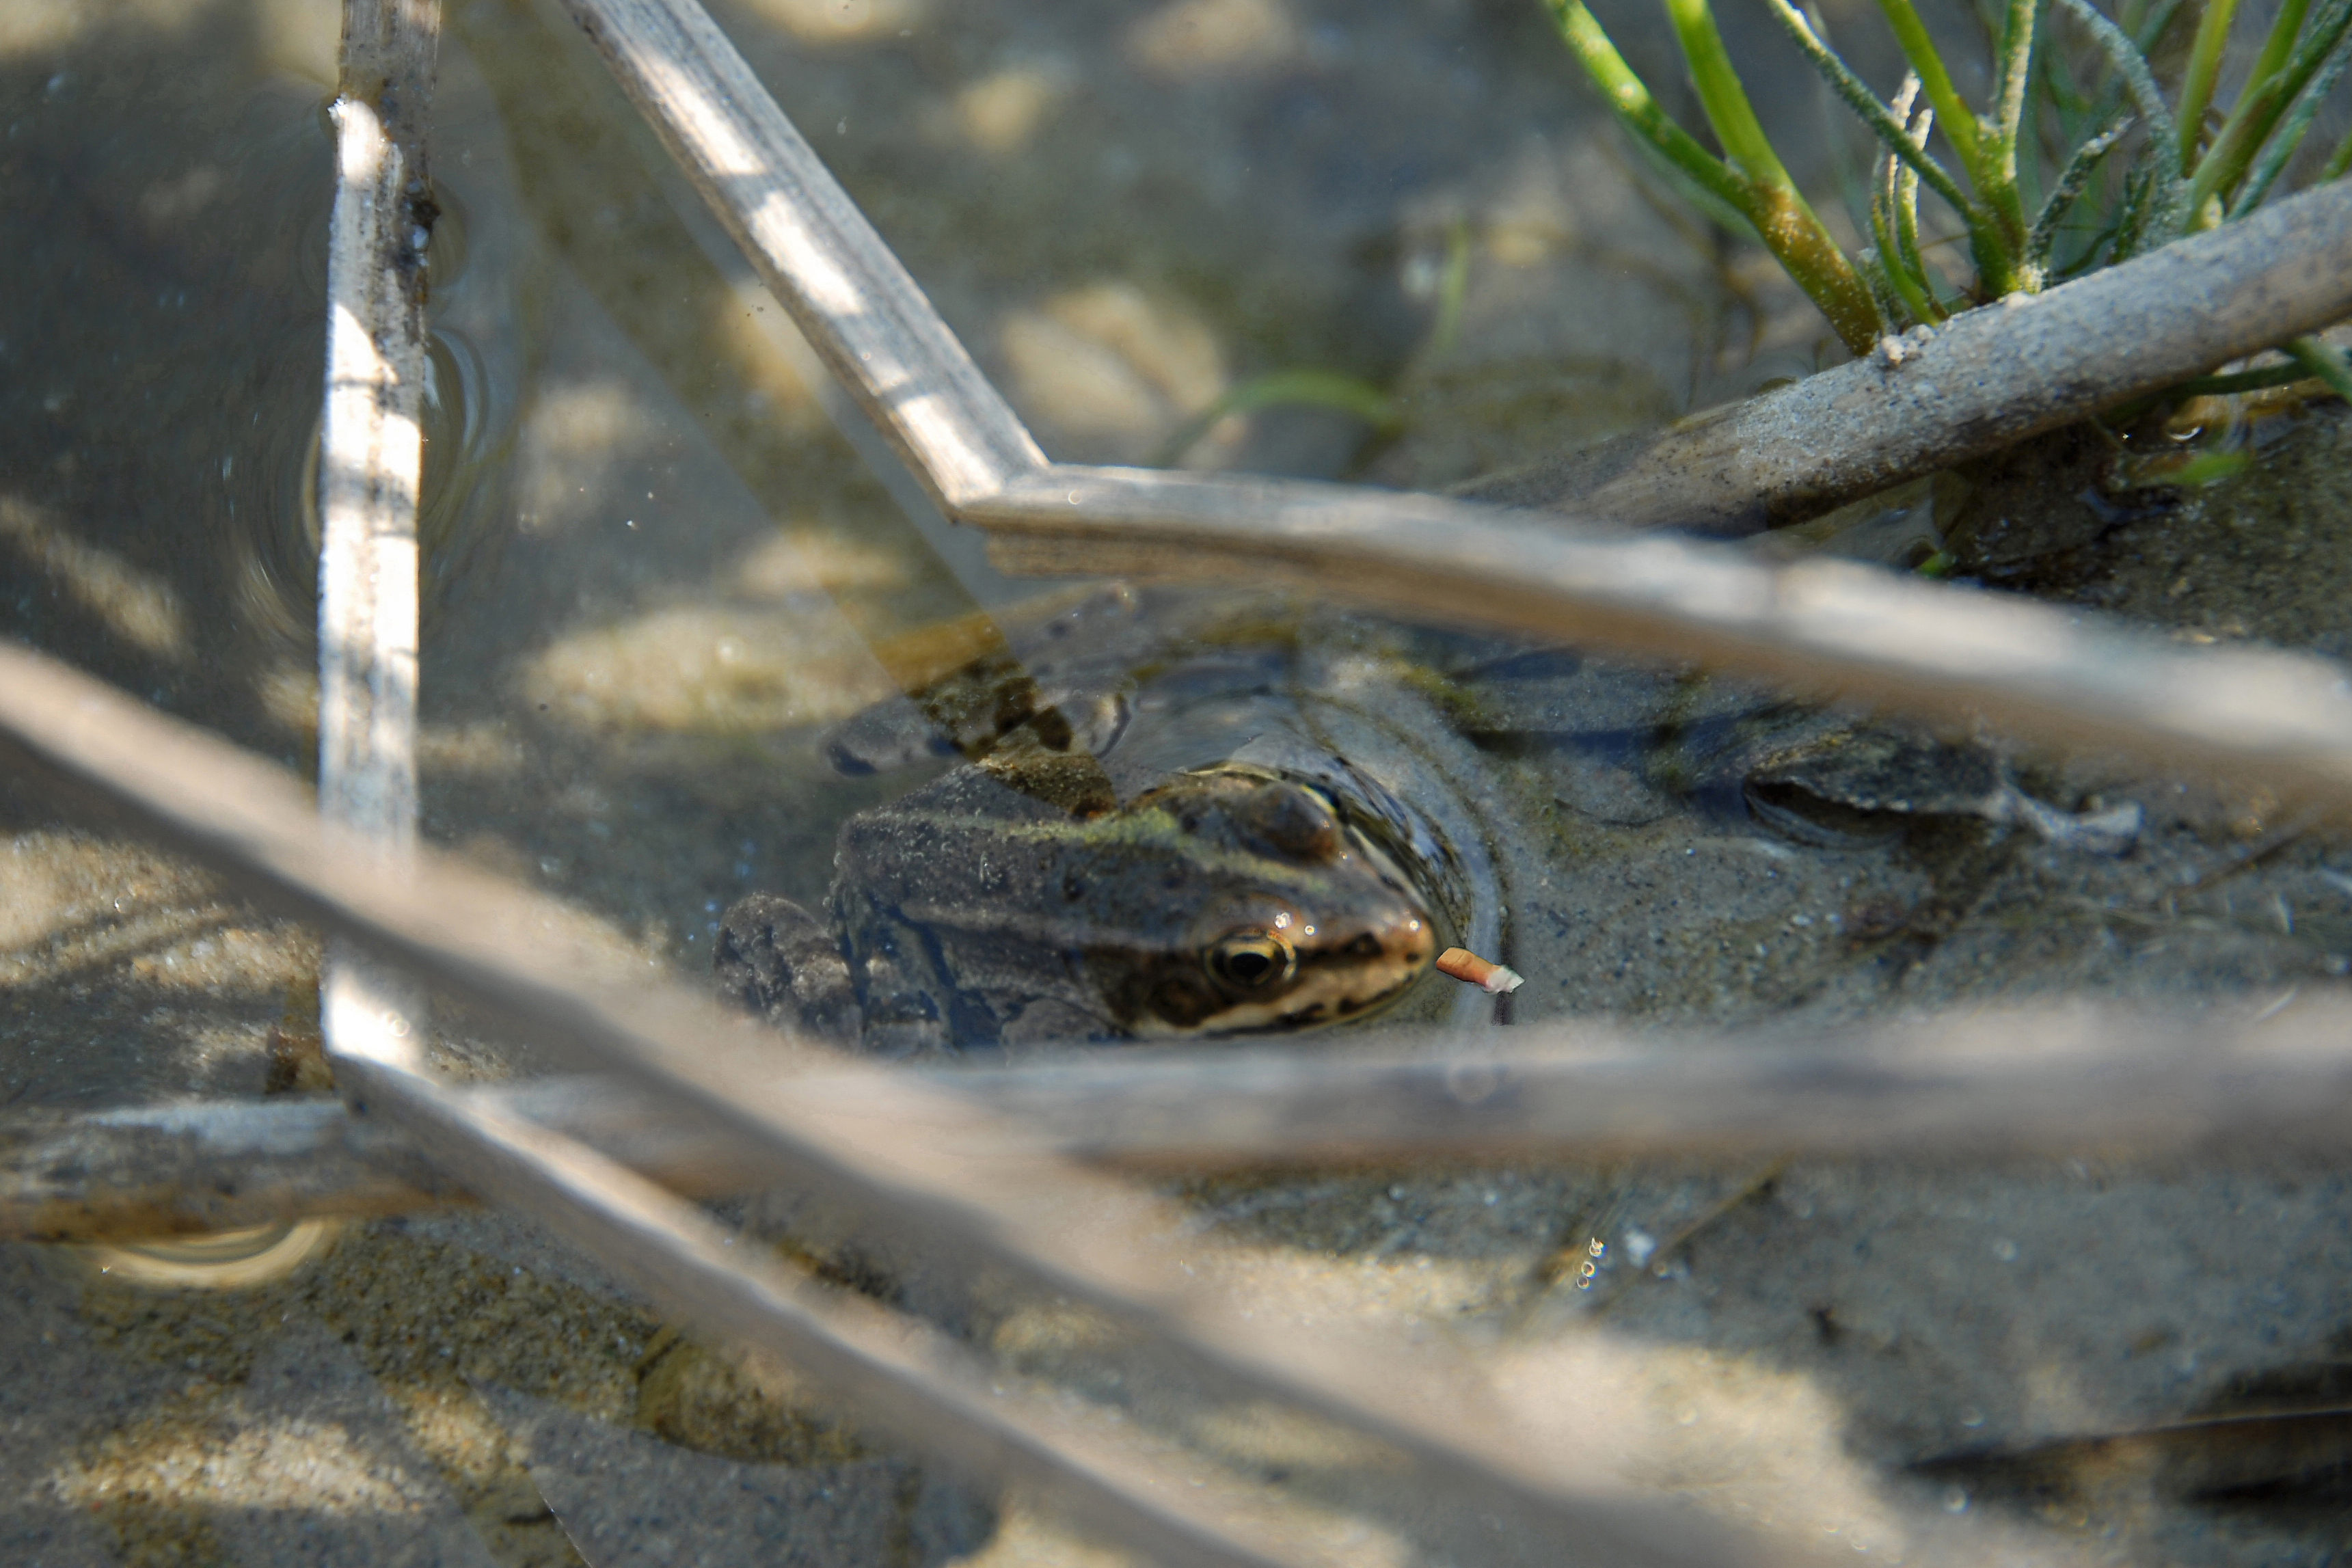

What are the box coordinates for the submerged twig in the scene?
[19,992,2352,1241]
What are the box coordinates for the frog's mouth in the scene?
[1192,758,1480,971]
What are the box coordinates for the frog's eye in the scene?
[1206,929,1297,990]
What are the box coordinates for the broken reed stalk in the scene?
[550,0,1042,509]
[319,0,437,1079]
[1458,178,2352,532]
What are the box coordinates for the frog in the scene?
[1741,725,2144,855]
[1441,644,2143,854]
[716,589,1506,1055]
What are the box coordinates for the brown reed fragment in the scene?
[1436,946,1526,994]
[968,466,2352,818]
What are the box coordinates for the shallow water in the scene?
[10,0,2352,1564]
[0,0,1826,1099]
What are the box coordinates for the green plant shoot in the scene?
[1541,0,2352,368]
[1543,0,1881,353]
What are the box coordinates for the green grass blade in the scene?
[1893,111,1951,316]
[2228,25,2352,215]
[2176,0,2241,170]
[1821,5,1892,241]
[1619,127,1766,236]
[1151,370,1403,468]
[1431,219,1473,355]
[1893,183,1949,321]
[1870,0,1984,165]
[1747,185,1888,354]
[1870,142,1942,325]
[2039,39,2098,124]
[1547,0,1880,352]
[2287,336,2352,401]
[2015,1,2046,213]
[1990,0,2040,180]
[2248,0,2316,98]
[1664,0,1792,183]
[2110,157,2157,256]
[2055,0,2187,239]
[2028,116,2132,265]
[2191,0,2352,214]
[1651,0,1885,352]
[1761,0,1982,221]
[1856,247,1914,328]
[1543,0,1757,218]
[2324,118,2352,178]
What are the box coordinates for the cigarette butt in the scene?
[1436,946,1524,995]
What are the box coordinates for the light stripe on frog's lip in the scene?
[863,803,1428,946]
[1131,933,1438,1036]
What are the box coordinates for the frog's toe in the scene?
[714,893,863,1042]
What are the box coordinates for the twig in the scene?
[550,0,1044,508]
[529,0,2352,798]
[1458,178,2352,530]
[321,0,437,1082]
[965,466,2352,812]
[0,1079,765,1242]
[20,995,2352,1241]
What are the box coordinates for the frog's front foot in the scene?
[714,893,863,1043]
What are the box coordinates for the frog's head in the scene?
[1079,768,1439,1037]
